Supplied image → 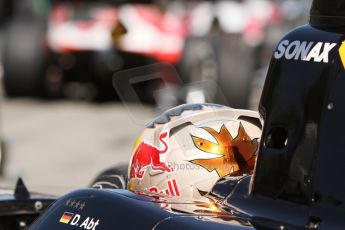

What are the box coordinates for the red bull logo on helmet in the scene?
[130,132,173,179]
[149,179,181,197]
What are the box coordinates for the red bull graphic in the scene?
[149,179,181,197]
[130,132,173,179]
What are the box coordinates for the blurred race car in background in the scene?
[4,1,178,99]
[1,0,310,108]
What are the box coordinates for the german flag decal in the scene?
[59,212,74,224]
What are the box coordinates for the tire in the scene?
[0,140,6,176]
[90,163,129,189]
[216,35,254,109]
[0,0,13,26]
[180,35,254,109]
[178,37,218,105]
[3,19,46,97]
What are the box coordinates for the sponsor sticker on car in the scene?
[274,40,337,63]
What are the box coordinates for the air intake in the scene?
[310,0,345,26]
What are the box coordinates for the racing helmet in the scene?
[128,103,262,201]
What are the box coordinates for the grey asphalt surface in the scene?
[0,98,156,195]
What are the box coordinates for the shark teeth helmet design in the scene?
[128,103,262,201]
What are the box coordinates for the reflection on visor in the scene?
[191,123,258,177]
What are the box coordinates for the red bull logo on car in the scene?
[130,132,173,179]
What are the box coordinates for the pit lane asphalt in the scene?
[0,98,156,195]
